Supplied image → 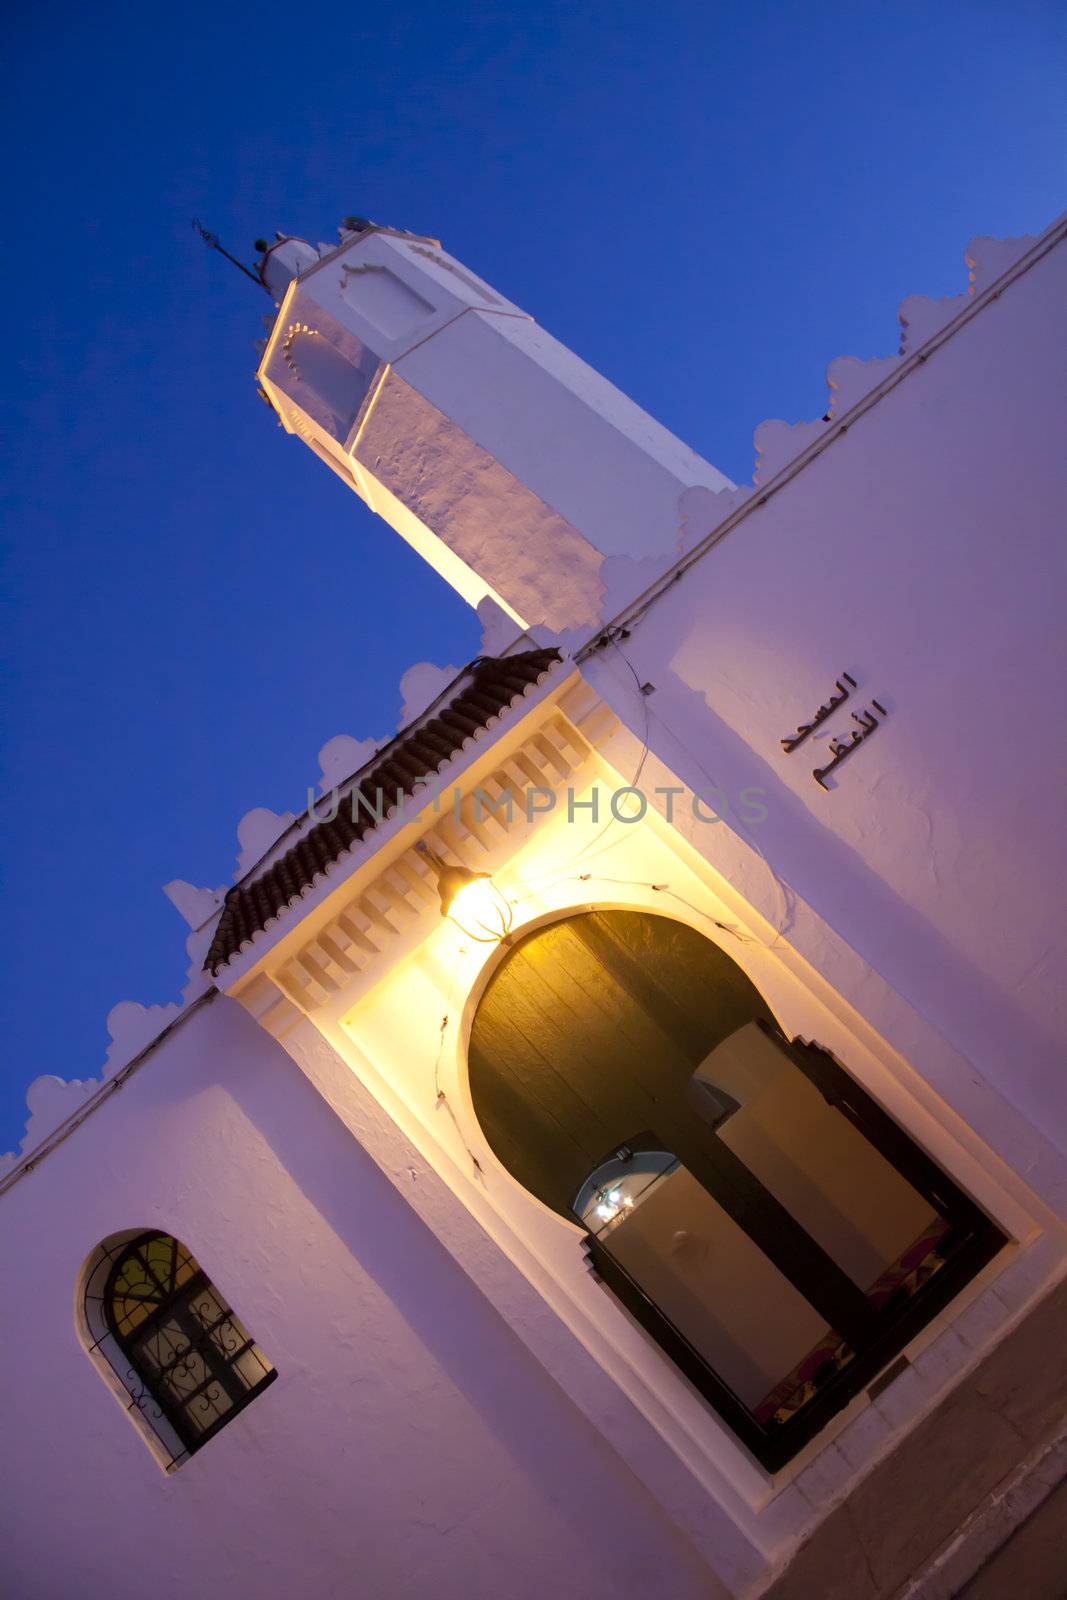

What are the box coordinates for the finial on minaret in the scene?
[192,219,270,293]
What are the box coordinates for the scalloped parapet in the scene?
[676,483,755,552]
[826,354,901,416]
[738,227,1047,489]
[966,232,1037,295]
[180,928,217,1001]
[235,806,298,877]
[0,1074,102,1176]
[397,661,461,727]
[897,291,969,355]
[0,998,185,1179]
[104,999,183,1075]
[317,733,379,793]
[754,417,830,486]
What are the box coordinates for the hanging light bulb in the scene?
[416,842,514,943]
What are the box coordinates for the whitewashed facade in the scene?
[1,212,1065,1600]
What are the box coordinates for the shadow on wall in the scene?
[216,1014,721,1597]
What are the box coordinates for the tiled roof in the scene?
[205,648,562,975]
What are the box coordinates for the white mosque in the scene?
[1,209,1065,1600]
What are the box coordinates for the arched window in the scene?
[469,910,1005,1469]
[81,1231,275,1468]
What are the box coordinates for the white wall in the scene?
[0,995,723,1600]
[582,231,1067,1158]
[6,222,1062,1600]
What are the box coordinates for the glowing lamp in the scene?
[416,843,514,943]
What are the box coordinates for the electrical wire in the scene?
[430,944,486,1181]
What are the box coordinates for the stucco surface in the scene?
[583,233,1067,1157]
[0,996,723,1600]
[355,370,607,630]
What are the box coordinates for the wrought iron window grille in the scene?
[82,1231,276,1469]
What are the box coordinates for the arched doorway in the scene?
[469,910,1004,1469]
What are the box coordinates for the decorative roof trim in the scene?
[204,649,562,975]
[237,698,604,1021]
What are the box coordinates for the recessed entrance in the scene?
[468,910,1005,1468]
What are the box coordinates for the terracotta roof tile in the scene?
[205,648,561,974]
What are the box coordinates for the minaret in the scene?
[256,217,733,632]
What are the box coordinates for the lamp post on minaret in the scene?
[255,216,734,633]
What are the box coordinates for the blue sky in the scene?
[2,1,1064,1152]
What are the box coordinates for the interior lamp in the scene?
[416,842,514,943]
